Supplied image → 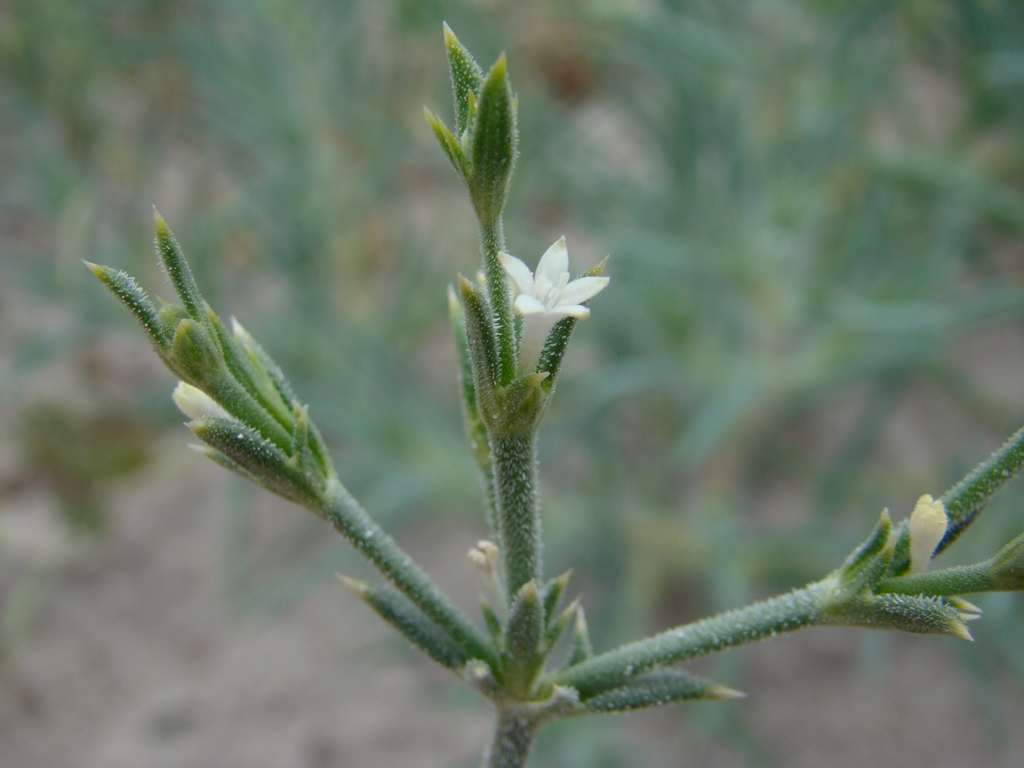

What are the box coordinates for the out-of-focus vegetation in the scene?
[2,1,1023,765]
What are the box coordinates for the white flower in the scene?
[172,381,232,421]
[498,236,609,375]
[908,494,948,574]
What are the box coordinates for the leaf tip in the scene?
[709,684,747,700]
[337,574,368,597]
[82,260,107,280]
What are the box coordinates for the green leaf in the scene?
[988,532,1024,590]
[877,562,994,597]
[167,318,227,388]
[887,522,913,578]
[482,599,504,641]
[206,308,294,430]
[449,286,493,511]
[503,580,544,698]
[458,276,500,422]
[153,208,205,320]
[820,593,972,640]
[189,417,324,507]
[566,607,593,667]
[425,107,469,178]
[230,317,299,408]
[582,669,743,714]
[936,424,1024,554]
[544,599,578,650]
[468,54,517,227]
[836,509,893,589]
[443,22,484,136]
[85,262,166,349]
[540,570,572,625]
[342,578,469,671]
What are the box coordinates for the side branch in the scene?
[554,582,830,699]
[322,481,496,667]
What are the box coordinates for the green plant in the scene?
[87,25,1024,768]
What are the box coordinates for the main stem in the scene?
[492,431,542,598]
[484,710,539,768]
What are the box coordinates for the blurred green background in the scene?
[2,1,1024,766]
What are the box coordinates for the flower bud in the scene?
[172,381,231,421]
[168,318,227,388]
[909,495,948,574]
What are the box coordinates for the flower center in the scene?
[533,271,570,311]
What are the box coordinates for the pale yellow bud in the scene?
[909,494,948,574]
[172,381,231,421]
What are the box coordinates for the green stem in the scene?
[492,431,541,598]
[480,217,516,386]
[483,710,539,768]
[554,581,830,699]
[937,422,1024,554]
[321,481,496,668]
[877,562,995,596]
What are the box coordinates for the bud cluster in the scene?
[87,211,334,507]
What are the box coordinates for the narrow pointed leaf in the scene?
[583,669,742,714]
[206,308,293,430]
[540,570,572,625]
[189,417,323,507]
[425,108,469,178]
[231,317,299,406]
[189,443,256,482]
[937,424,1024,554]
[443,22,483,135]
[343,578,469,671]
[566,607,593,667]
[458,276,499,420]
[482,599,504,641]
[85,262,166,349]
[449,286,493,513]
[469,54,517,227]
[153,209,204,320]
[503,580,544,698]
[820,593,972,640]
[544,599,578,649]
[837,509,892,585]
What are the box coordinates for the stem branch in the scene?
[321,480,495,667]
[555,582,830,699]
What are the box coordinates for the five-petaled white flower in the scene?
[499,236,609,376]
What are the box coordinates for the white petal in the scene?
[514,294,547,315]
[498,252,534,294]
[553,304,591,319]
[559,275,610,306]
[173,381,231,421]
[535,236,569,280]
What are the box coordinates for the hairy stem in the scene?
[555,582,830,699]
[483,710,539,768]
[492,431,542,598]
[321,480,495,667]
